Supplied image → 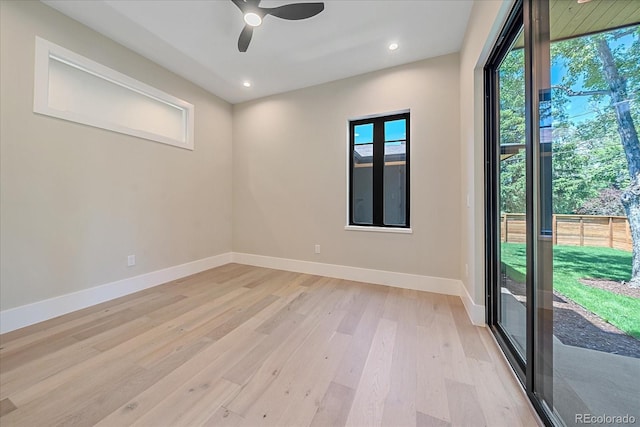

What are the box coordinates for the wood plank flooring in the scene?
[0,264,540,427]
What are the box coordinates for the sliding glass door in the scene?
[486,1,640,425]
[535,1,640,425]
[488,20,528,372]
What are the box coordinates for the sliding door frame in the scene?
[484,0,526,383]
[485,0,558,425]
[524,0,556,419]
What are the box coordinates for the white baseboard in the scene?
[1,251,484,335]
[232,252,463,297]
[233,253,489,326]
[0,252,232,334]
[459,282,486,326]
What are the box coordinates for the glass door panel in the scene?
[533,2,640,425]
[487,2,640,425]
[498,30,528,361]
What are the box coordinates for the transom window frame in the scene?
[346,110,411,233]
[33,36,195,150]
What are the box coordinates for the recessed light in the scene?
[243,81,251,88]
[577,0,592,3]
[388,43,399,51]
[244,12,262,27]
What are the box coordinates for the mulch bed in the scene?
[502,275,640,358]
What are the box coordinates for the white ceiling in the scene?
[42,0,474,104]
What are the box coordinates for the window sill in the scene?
[344,225,413,234]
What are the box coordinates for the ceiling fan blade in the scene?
[263,2,324,20]
[231,0,245,12]
[231,0,261,13]
[238,25,254,52]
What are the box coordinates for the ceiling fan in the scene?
[231,0,325,52]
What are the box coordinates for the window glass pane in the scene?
[384,140,406,226]
[384,119,406,141]
[353,144,372,159]
[354,123,373,144]
[353,143,373,224]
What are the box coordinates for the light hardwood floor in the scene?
[0,264,539,427]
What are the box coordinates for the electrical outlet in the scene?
[314,244,321,254]
[127,255,136,267]
[465,263,469,278]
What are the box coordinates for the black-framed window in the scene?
[349,112,410,228]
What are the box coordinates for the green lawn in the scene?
[501,243,640,339]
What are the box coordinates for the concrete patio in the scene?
[500,290,640,426]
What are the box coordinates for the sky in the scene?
[551,29,637,125]
[354,119,405,145]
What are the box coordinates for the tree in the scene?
[500,151,526,214]
[577,188,626,216]
[575,116,630,191]
[552,26,640,287]
[499,48,527,215]
[551,137,594,214]
[498,46,599,216]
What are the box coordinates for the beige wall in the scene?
[233,54,461,281]
[459,0,512,304]
[1,0,510,316]
[0,1,233,311]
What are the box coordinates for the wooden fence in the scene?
[501,213,632,251]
